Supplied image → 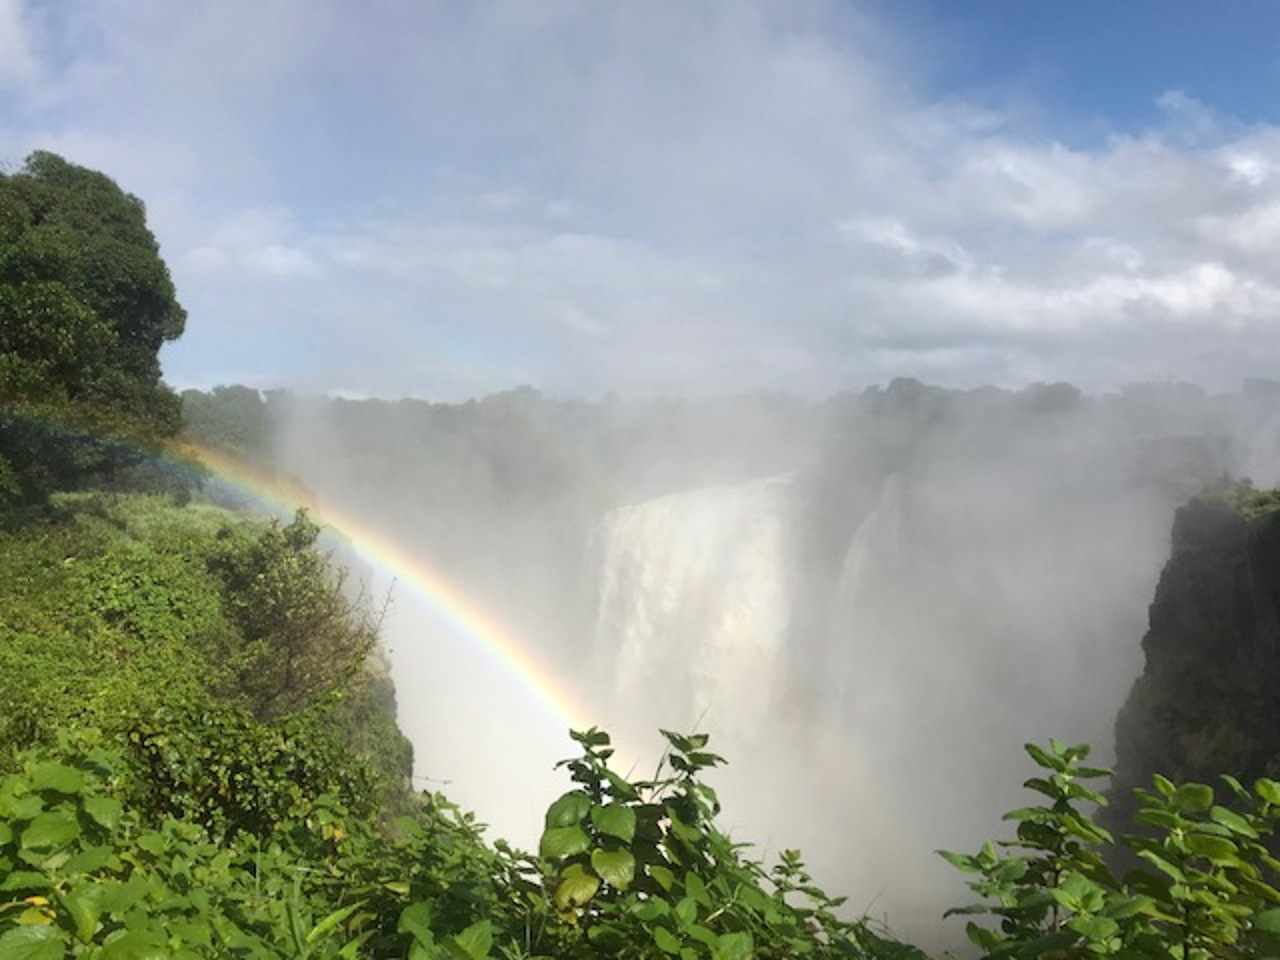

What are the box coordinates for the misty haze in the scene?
[177,378,1276,935]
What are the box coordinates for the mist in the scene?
[227,378,1276,943]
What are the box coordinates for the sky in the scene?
[4,0,1280,400]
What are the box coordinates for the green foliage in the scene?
[942,739,1280,959]
[0,152,185,503]
[0,492,409,838]
[1196,476,1280,526]
[531,728,918,959]
[205,509,380,720]
[180,385,273,462]
[0,722,918,959]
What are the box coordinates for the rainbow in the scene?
[180,441,600,735]
[170,442,926,895]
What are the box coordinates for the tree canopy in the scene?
[0,151,185,502]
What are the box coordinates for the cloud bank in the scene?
[3,1,1279,397]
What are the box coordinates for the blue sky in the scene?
[4,0,1280,399]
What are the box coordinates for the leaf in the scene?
[1069,914,1119,943]
[58,891,101,944]
[1175,783,1214,814]
[571,728,611,748]
[1256,779,1280,806]
[684,871,710,906]
[98,928,168,959]
[397,902,436,948]
[83,796,122,832]
[134,833,165,857]
[653,926,682,955]
[553,863,601,911]
[20,812,79,851]
[937,849,980,873]
[1255,908,1280,933]
[545,791,591,829]
[591,803,637,844]
[1184,833,1239,864]
[27,764,83,796]
[337,931,374,959]
[591,848,636,890]
[1209,805,1258,838]
[1136,849,1187,883]
[540,825,590,859]
[0,925,65,960]
[649,864,675,891]
[7,795,44,821]
[443,920,492,960]
[1025,742,1058,770]
[685,923,718,948]
[605,770,640,802]
[711,931,754,960]
[306,900,365,946]
[0,870,52,892]
[633,899,670,921]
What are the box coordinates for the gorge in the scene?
[177,378,1280,928]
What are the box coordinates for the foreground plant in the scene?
[533,727,921,959]
[942,740,1280,959]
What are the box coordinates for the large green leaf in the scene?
[684,872,710,906]
[553,863,601,911]
[1209,805,1258,838]
[711,931,754,960]
[20,811,79,851]
[540,824,590,859]
[442,920,493,960]
[591,848,636,890]
[652,926,682,955]
[590,802,637,844]
[0,870,51,892]
[0,925,65,960]
[1174,783,1213,814]
[7,794,44,821]
[1184,833,1239,864]
[544,791,591,829]
[28,763,83,796]
[82,796,122,832]
[59,891,101,944]
[397,902,436,948]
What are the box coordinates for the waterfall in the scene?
[829,474,904,717]
[586,470,957,931]
[590,474,796,738]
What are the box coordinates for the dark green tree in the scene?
[0,151,185,502]
[181,384,272,460]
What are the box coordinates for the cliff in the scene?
[1112,488,1280,802]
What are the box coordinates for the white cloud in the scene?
[0,0,37,91]
[6,0,1280,396]
[178,206,320,280]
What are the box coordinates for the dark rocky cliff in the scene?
[1112,490,1280,802]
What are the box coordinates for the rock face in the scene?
[1112,495,1280,801]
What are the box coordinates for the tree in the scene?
[0,151,185,502]
[208,510,379,720]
